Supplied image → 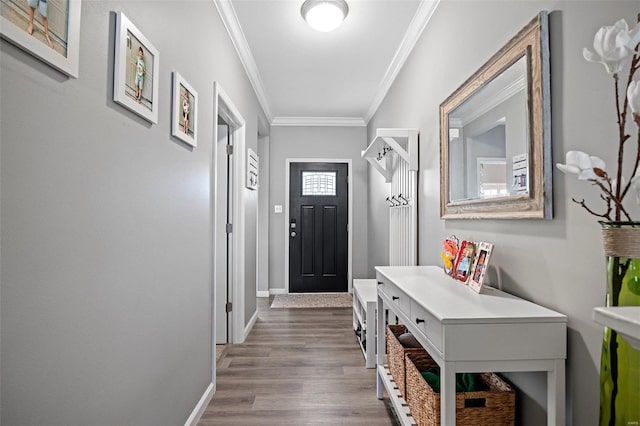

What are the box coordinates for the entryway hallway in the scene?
[198,298,399,425]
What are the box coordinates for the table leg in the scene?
[366,301,375,368]
[441,361,456,425]
[547,359,566,426]
[376,294,385,400]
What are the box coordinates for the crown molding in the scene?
[453,75,526,126]
[214,0,274,122]
[215,0,440,127]
[271,116,367,127]
[364,0,441,124]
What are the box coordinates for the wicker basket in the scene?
[405,352,515,426]
[386,325,426,399]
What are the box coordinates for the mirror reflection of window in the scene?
[477,158,507,198]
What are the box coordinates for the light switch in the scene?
[274,205,283,213]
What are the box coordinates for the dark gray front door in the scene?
[289,162,348,293]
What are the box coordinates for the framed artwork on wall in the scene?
[452,240,476,282]
[469,242,493,293]
[113,11,159,124]
[0,0,82,77]
[171,72,197,146]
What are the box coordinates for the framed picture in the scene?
[246,148,258,190]
[440,235,459,276]
[171,72,197,146]
[452,240,476,282]
[0,0,82,77]
[469,242,493,293]
[113,11,159,124]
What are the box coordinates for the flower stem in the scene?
[615,74,624,221]
[621,126,640,200]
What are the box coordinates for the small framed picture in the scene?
[469,242,493,293]
[0,0,82,77]
[171,72,198,147]
[440,235,459,276]
[113,11,159,123]
[452,240,476,282]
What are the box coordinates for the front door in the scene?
[289,162,348,293]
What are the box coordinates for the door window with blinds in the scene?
[301,171,336,196]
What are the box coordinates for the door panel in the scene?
[322,206,337,276]
[300,205,315,275]
[290,162,348,293]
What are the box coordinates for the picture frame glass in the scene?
[469,242,493,292]
[452,240,476,282]
[179,83,195,137]
[125,30,155,111]
[171,72,198,147]
[0,0,81,77]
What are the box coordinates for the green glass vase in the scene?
[599,222,640,426]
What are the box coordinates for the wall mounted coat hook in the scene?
[386,196,394,207]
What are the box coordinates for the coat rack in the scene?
[361,128,418,183]
[362,128,419,266]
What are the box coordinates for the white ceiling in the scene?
[218,0,440,126]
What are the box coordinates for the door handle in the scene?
[290,231,296,238]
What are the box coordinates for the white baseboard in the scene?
[184,382,215,426]
[243,309,259,341]
[269,288,287,295]
[256,291,269,297]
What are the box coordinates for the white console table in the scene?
[375,266,567,426]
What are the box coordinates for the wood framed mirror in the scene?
[440,12,552,219]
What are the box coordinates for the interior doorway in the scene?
[212,82,249,385]
[215,117,232,345]
[285,159,353,294]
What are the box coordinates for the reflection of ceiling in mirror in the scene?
[450,56,527,127]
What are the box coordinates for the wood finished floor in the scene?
[198,298,399,425]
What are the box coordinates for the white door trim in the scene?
[212,82,248,385]
[284,158,353,294]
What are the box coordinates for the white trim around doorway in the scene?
[212,82,249,390]
[284,158,353,294]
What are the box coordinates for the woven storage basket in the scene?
[405,352,515,426]
[386,325,426,399]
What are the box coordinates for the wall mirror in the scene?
[440,12,551,219]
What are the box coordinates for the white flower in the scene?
[628,81,640,112]
[628,22,640,51]
[556,150,607,181]
[583,19,635,74]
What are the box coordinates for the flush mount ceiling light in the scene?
[301,0,349,32]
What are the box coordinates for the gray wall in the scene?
[0,1,264,424]
[268,126,368,291]
[244,177,258,324]
[367,1,640,425]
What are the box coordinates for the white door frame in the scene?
[212,82,247,381]
[284,158,353,294]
